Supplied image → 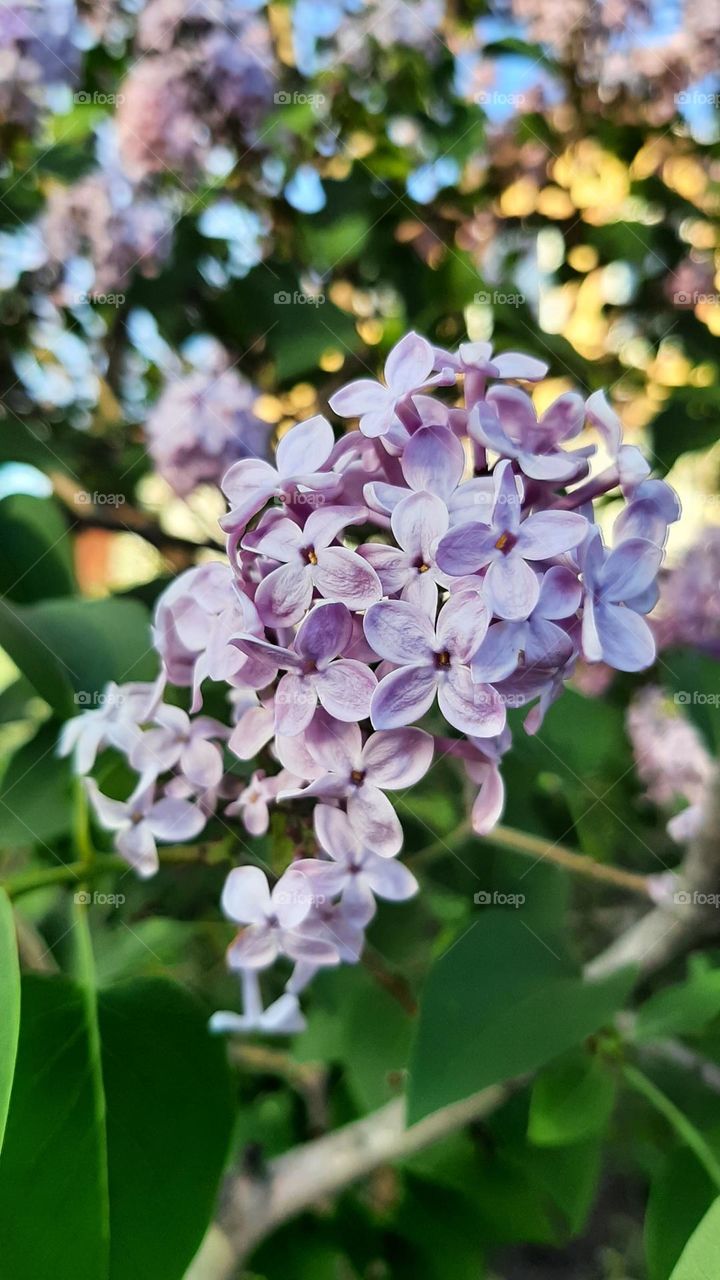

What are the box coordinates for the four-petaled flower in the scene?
[86,776,205,878]
[329,332,445,438]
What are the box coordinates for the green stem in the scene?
[2,846,218,900]
[411,820,653,898]
[623,1062,720,1191]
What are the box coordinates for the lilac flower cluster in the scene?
[67,332,678,1034]
[144,363,271,497]
[0,0,79,132]
[627,685,713,844]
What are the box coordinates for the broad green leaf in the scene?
[0,975,109,1280]
[0,598,75,716]
[28,598,157,699]
[635,968,720,1043]
[0,494,75,603]
[528,1050,617,1146]
[0,721,73,846]
[646,1150,716,1280]
[0,974,234,1280]
[407,909,635,1123]
[0,891,20,1151]
[669,1197,720,1280]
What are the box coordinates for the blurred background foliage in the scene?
[1,1,720,1277]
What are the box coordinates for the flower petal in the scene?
[370,664,438,730]
[313,546,382,611]
[517,510,588,560]
[363,599,435,665]
[316,659,377,722]
[401,423,465,502]
[435,521,496,576]
[274,672,318,736]
[537,565,582,619]
[221,865,272,924]
[484,554,540,620]
[276,414,334,477]
[471,620,525,683]
[600,538,662,603]
[595,602,656,672]
[391,490,449,559]
[385,331,434,395]
[306,708,362,772]
[438,666,506,737]
[315,803,362,862]
[329,379,391,419]
[347,785,403,857]
[146,797,206,842]
[361,726,434,787]
[436,591,490,663]
[363,852,419,901]
[296,601,354,665]
[254,560,314,628]
[117,822,159,879]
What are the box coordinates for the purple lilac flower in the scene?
[363,422,494,527]
[471,565,581,683]
[130,705,227,790]
[469,386,591,482]
[225,768,298,836]
[86,777,206,878]
[580,529,661,672]
[235,601,377,735]
[627,685,713,844]
[58,676,165,775]
[329,332,448,439]
[436,460,587,619]
[279,708,433,856]
[245,505,382,627]
[654,527,720,658]
[293,805,419,912]
[210,970,307,1036]
[359,490,451,615]
[221,415,341,541]
[365,594,506,736]
[221,865,339,970]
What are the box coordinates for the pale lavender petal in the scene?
[85,778,130,830]
[436,591,490,663]
[384,331,434,394]
[526,617,574,670]
[491,351,548,380]
[347,785,403,857]
[313,546,382,611]
[296,601,353,665]
[438,666,506,737]
[274,672,318,736]
[241,797,270,836]
[585,389,621,455]
[595,602,656,672]
[470,764,505,835]
[370,664,438,729]
[471,621,525,683]
[435,521,496,575]
[306,709,361,772]
[244,516,303,562]
[402,571,440,617]
[363,853,419,901]
[492,458,522,534]
[254,561,314,628]
[486,386,537,445]
[228,705,274,760]
[537,565,582,619]
[233,632,299,670]
[304,503,368,549]
[363,599,435,666]
[401,424,464,501]
[581,596,603,663]
[468,402,516,455]
[484,554,540,620]
[221,457,277,505]
[316,659,377,722]
[221,865,272,924]
[361,727,434,787]
[276,414,334,477]
[358,543,411,595]
[180,738,224,790]
[272,866,316,928]
[517,510,587,560]
[362,480,408,515]
[518,450,586,482]
[130,727,181,777]
[448,477,495,526]
[227,925,279,970]
[290,857,348,896]
[391,490,449,559]
[329,380,391,418]
[600,538,662,603]
[117,823,159,879]
[315,803,362,862]
[146,796,206,842]
[274,730,323,779]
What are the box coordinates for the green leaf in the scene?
[0,495,75,603]
[669,1197,720,1280]
[0,598,75,716]
[646,1150,716,1280]
[0,721,73,846]
[27,598,158,699]
[635,967,720,1043]
[528,1050,617,1146]
[407,909,635,1123]
[0,974,234,1280]
[0,891,20,1152]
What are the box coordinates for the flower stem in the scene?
[622,1062,720,1191]
[2,845,219,900]
[411,820,654,898]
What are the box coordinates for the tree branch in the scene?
[187,769,720,1278]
